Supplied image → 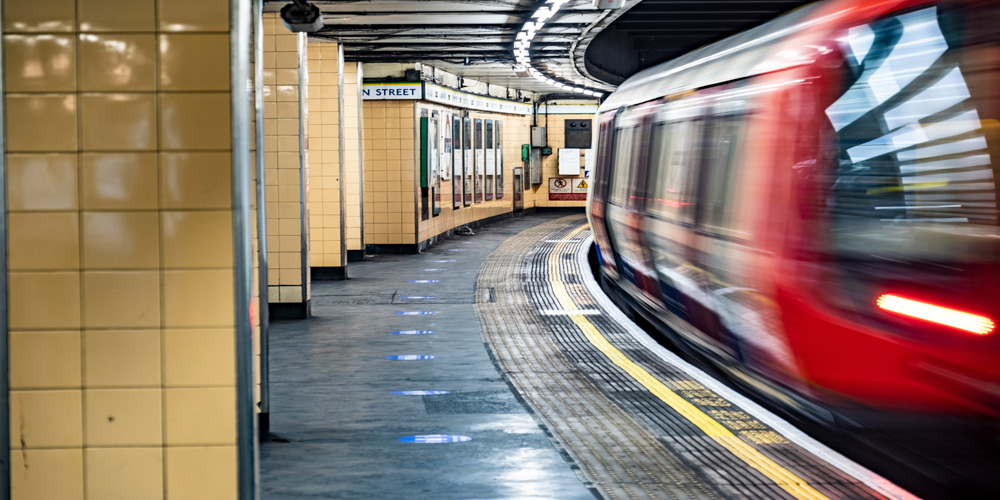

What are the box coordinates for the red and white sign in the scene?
[549,177,587,201]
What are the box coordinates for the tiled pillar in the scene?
[343,62,364,258]
[306,39,345,278]
[262,13,310,318]
[2,0,251,499]
[363,100,416,247]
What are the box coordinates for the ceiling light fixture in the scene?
[513,0,605,97]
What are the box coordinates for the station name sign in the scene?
[362,82,424,100]
[362,81,532,115]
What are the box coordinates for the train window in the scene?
[646,120,701,223]
[608,126,636,206]
[700,115,745,233]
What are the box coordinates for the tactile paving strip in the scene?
[476,214,894,500]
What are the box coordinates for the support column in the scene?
[262,14,311,317]
[2,0,256,498]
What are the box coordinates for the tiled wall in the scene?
[535,113,595,208]
[343,62,363,252]
[415,104,533,242]
[363,100,416,245]
[262,13,309,305]
[306,39,342,268]
[3,0,239,498]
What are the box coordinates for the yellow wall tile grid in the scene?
[306,39,343,269]
[3,0,244,498]
[362,100,417,246]
[263,13,310,309]
[535,112,597,208]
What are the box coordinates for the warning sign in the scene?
[549,177,587,201]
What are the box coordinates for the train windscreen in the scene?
[824,2,1000,335]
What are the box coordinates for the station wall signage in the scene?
[548,177,589,201]
[363,81,533,115]
[424,83,532,115]
[362,82,424,100]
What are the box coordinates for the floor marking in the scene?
[433,259,456,263]
[574,233,920,500]
[539,309,601,316]
[398,434,471,443]
[395,311,436,315]
[386,355,437,360]
[391,391,451,396]
[391,330,434,335]
[423,268,447,271]
[409,280,440,283]
[399,296,435,299]
[547,225,831,500]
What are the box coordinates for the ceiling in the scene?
[263,0,813,95]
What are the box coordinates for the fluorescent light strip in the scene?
[513,0,605,97]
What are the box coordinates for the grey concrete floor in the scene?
[260,212,597,500]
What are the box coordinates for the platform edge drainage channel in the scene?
[391,330,434,335]
[398,434,471,443]
[386,355,437,360]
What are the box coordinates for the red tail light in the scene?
[876,294,995,335]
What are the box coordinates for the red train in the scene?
[588,0,1000,422]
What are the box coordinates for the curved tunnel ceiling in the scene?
[264,0,814,95]
[585,0,815,85]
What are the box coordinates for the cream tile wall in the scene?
[343,62,363,252]
[306,39,342,268]
[414,104,534,242]
[3,0,239,498]
[263,13,309,305]
[363,100,416,245]
[534,113,596,208]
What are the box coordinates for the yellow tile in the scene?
[80,152,158,210]
[85,389,162,446]
[275,35,298,55]
[4,0,75,33]
[160,152,232,209]
[162,211,234,268]
[278,285,302,302]
[9,390,82,448]
[163,270,235,328]
[160,93,231,150]
[158,0,229,32]
[83,271,160,328]
[82,212,160,269]
[78,0,155,31]
[164,329,235,387]
[3,34,76,92]
[10,449,83,500]
[7,154,77,211]
[5,94,77,152]
[78,33,155,91]
[9,272,80,329]
[165,446,237,500]
[9,332,80,389]
[165,388,236,445]
[159,33,229,91]
[81,93,157,151]
[84,330,160,388]
[85,448,163,500]
[8,212,79,271]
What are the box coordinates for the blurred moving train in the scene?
[588,0,1000,423]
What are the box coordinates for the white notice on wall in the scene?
[558,148,581,175]
[583,148,595,178]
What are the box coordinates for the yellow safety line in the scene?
[546,224,831,500]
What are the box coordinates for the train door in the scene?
[605,104,662,305]
[588,110,621,280]
[642,101,709,345]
